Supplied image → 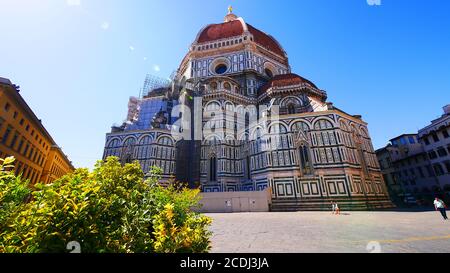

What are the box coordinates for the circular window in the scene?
[215,64,228,75]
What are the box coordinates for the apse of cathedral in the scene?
[103,8,393,210]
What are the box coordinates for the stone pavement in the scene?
[206,211,450,253]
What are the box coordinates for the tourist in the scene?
[434,198,448,220]
[335,202,341,215]
[331,201,336,214]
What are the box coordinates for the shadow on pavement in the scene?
[384,206,435,212]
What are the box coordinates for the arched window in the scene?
[287,103,296,115]
[107,139,120,148]
[139,136,152,145]
[210,82,218,91]
[158,136,173,146]
[339,121,349,131]
[224,82,231,91]
[292,121,310,133]
[265,68,273,78]
[269,124,287,134]
[298,143,313,175]
[206,102,220,112]
[210,157,217,182]
[360,127,369,138]
[225,102,234,112]
[314,119,333,130]
[123,138,136,147]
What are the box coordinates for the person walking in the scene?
[434,198,448,220]
[335,202,341,215]
[331,201,336,214]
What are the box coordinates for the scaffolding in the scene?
[139,74,172,98]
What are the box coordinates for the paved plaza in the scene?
[207,210,450,253]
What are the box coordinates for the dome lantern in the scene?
[224,5,238,22]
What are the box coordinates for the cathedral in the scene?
[103,8,393,210]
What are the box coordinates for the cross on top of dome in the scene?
[224,5,238,22]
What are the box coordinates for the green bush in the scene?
[0,156,211,253]
[0,157,32,229]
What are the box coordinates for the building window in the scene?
[9,133,19,149]
[408,136,415,144]
[443,130,450,139]
[432,133,440,142]
[17,138,24,153]
[437,147,448,157]
[400,138,407,145]
[13,111,18,119]
[428,151,438,160]
[215,64,227,75]
[298,144,313,175]
[2,126,12,144]
[444,161,450,173]
[4,103,10,111]
[209,157,217,182]
[246,156,251,180]
[15,162,22,176]
[23,143,29,156]
[223,82,231,91]
[423,137,430,145]
[287,104,296,115]
[433,164,445,176]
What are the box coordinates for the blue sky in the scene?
[0,0,449,169]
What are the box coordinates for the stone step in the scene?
[270,199,395,211]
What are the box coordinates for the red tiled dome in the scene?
[196,19,286,57]
[198,20,244,43]
[246,24,285,57]
[259,73,318,94]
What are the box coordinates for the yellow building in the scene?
[0,77,74,184]
[41,146,75,184]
